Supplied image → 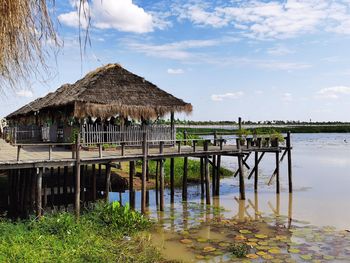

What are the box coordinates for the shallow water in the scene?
[110,133,350,262]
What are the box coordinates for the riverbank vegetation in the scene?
[0,201,162,262]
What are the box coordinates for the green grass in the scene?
[0,201,162,262]
[147,158,233,188]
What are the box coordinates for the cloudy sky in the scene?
[2,0,350,121]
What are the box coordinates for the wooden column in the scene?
[105,164,111,201]
[287,131,293,193]
[212,155,216,196]
[182,157,188,201]
[238,117,242,130]
[92,164,96,201]
[170,111,175,145]
[155,160,159,205]
[81,165,85,204]
[36,167,43,218]
[129,161,135,207]
[254,151,258,192]
[276,147,280,194]
[237,142,245,200]
[159,142,165,211]
[141,131,148,213]
[57,167,61,210]
[50,167,54,209]
[200,157,204,197]
[216,155,221,195]
[170,158,175,203]
[75,131,81,218]
[63,166,68,210]
[204,141,211,205]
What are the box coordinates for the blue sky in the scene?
[2,0,350,121]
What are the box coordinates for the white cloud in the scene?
[173,0,350,39]
[267,45,294,56]
[59,0,157,33]
[316,86,350,99]
[211,91,244,101]
[125,38,232,60]
[16,90,33,98]
[167,68,184,74]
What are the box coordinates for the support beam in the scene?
[212,155,216,196]
[159,142,165,211]
[276,150,280,194]
[141,131,148,213]
[36,167,43,218]
[75,131,81,218]
[105,164,111,201]
[183,157,188,201]
[92,164,96,201]
[287,131,293,193]
[216,155,221,195]
[129,161,135,207]
[248,152,265,179]
[200,157,204,196]
[234,153,251,177]
[170,158,175,203]
[155,160,159,205]
[254,151,258,192]
[204,141,211,205]
[237,142,245,200]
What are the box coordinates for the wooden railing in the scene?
[81,124,175,146]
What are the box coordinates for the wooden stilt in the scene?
[159,142,165,211]
[200,157,204,197]
[182,157,188,201]
[81,165,85,204]
[63,166,68,210]
[36,167,43,218]
[212,155,216,196]
[75,131,81,218]
[216,155,221,195]
[105,164,111,201]
[238,154,245,200]
[141,131,148,213]
[204,141,211,205]
[276,150,280,194]
[254,151,258,192]
[146,160,149,182]
[129,161,135,208]
[50,167,54,209]
[287,131,293,193]
[92,164,96,201]
[155,160,159,205]
[57,167,61,210]
[170,158,175,203]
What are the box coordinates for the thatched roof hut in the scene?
[7,63,192,121]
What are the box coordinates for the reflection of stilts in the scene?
[248,193,262,220]
[288,193,293,228]
[234,197,252,221]
[182,202,188,230]
[170,203,175,231]
[213,196,220,218]
[268,193,281,216]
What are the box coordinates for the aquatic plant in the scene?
[229,243,250,258]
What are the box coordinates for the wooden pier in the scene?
[0,131,293,218]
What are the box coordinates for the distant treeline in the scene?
[158,119,350,125]
[177,125,350,134]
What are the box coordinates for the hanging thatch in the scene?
[7,63,193,120]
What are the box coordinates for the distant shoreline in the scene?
[176,125,350,134]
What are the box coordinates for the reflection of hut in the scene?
[6,64,192,144]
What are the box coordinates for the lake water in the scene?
[110,133,350,262]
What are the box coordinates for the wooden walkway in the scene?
[0,133,293,219]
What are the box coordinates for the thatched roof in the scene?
[7,64,192,120]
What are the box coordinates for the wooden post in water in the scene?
[129,161,135,208]
[275,139,280,194]
[200,157,204,197]
[105,164,111,201]
[159,141,165,211]
[287,131,293,193]
[36,167,43,218]
[92,164,96,201]
[204,140,211,205]
[63,166,68,210]
[238,117,242,130]
[237,139,245,200]
[216,154,221,195]
[155,160,159,205]
[141,131,148,213]
[183,157,188,201]
[254,151,259,192]
[81,165,85,205]
[75,131,81,218]
[170,158,175,203]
